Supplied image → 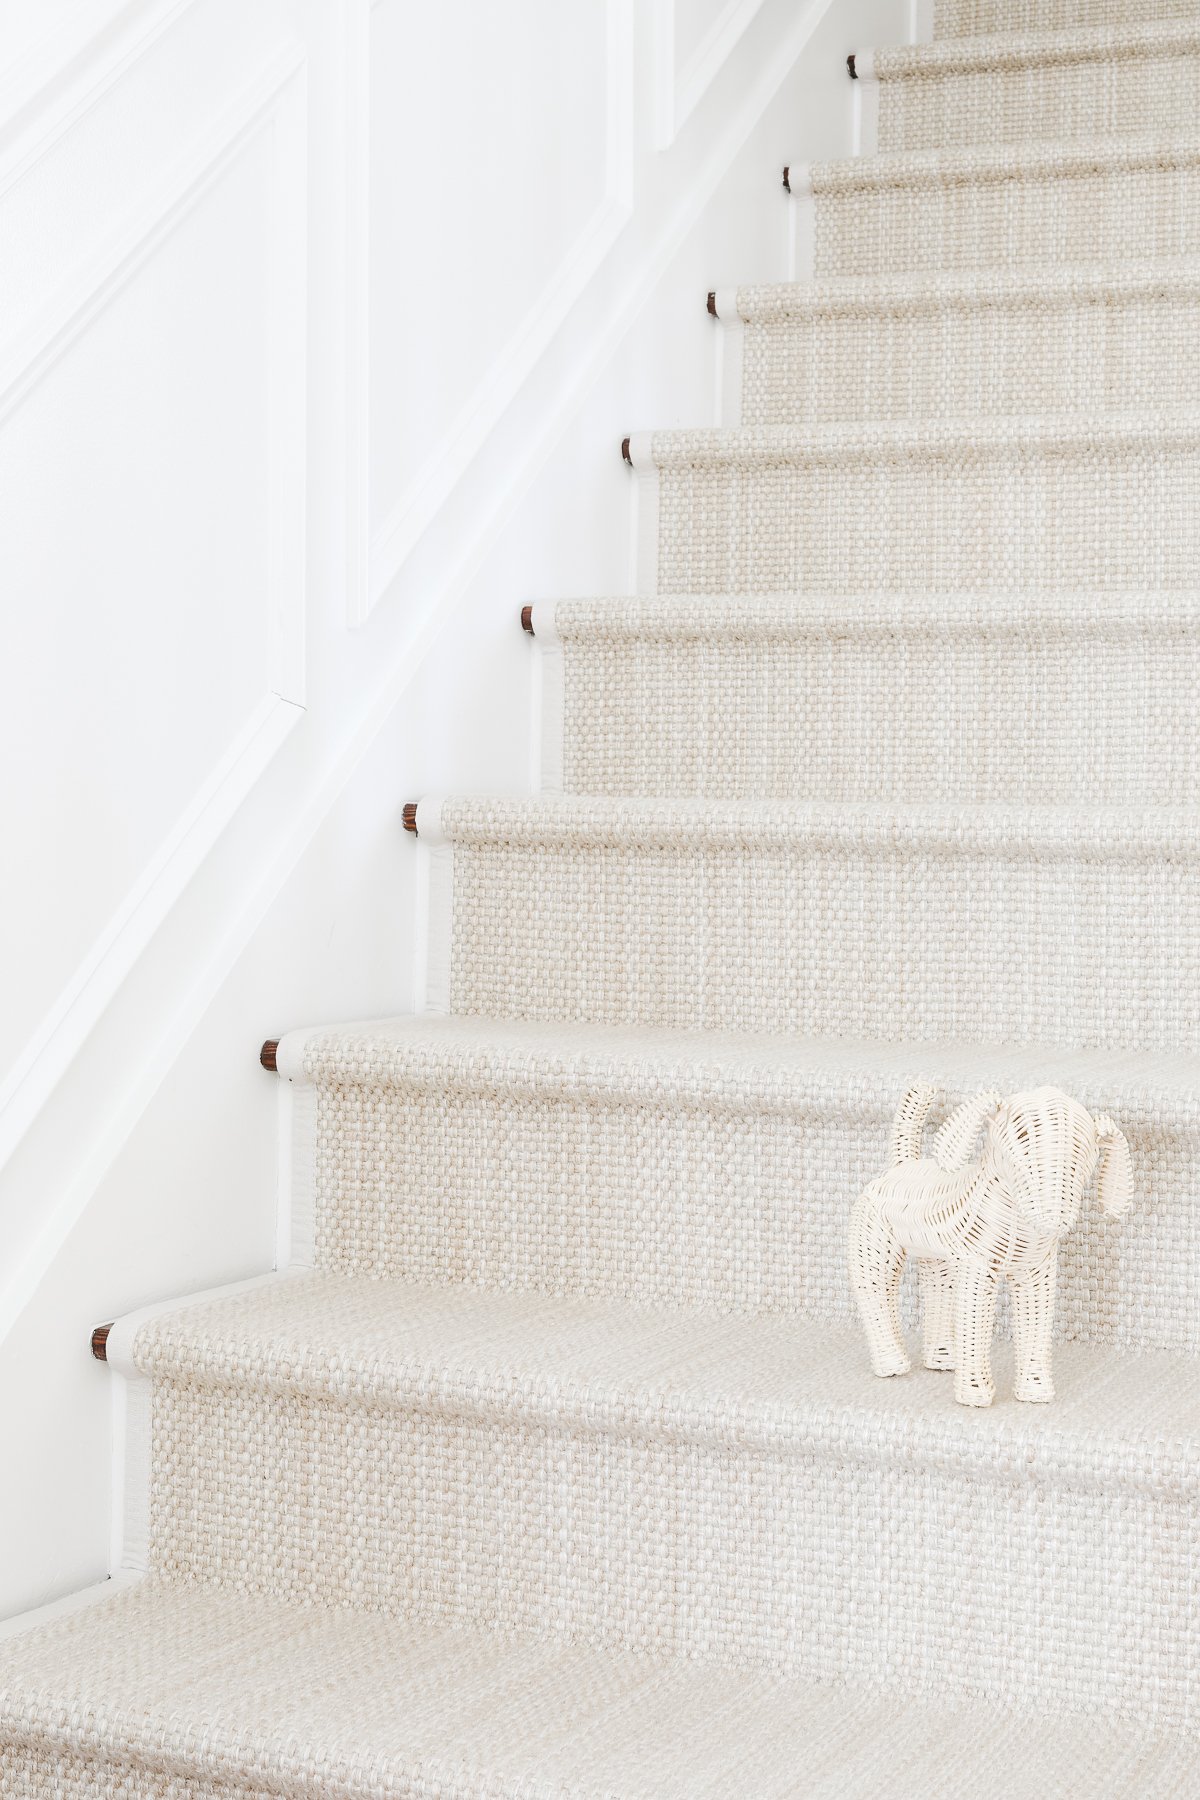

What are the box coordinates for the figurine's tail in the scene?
[889,1082,938,1163]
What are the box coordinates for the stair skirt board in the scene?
[4,0,1200,1792]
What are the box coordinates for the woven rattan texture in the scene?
[736,270,1200,424]
[874,28,1200,153]
[809,142,1200,277]
[551,596,1200,802]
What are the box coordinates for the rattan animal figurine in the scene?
[848,1085,1133,1406]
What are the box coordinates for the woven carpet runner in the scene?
[3,2,1199,1794]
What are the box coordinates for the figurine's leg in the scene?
[953,1261,1000,1407]
[917,1259,957,1370]
[1010,1254,1058,1402]
[848,1189,911,1377]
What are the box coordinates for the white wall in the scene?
[0,0,912,1619]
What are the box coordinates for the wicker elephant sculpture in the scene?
[848,1084,1133,1406]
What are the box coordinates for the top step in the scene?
[858,22,1200,154]
[936,0,1200,38]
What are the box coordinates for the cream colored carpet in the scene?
[3,0,1199,1792]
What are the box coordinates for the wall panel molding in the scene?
[0,0,192,178]
[653,0,769,148]
[0,48,308,1173]
[359,0,636,623]
[340,0,373,629]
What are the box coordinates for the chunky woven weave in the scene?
[870,25,1200,153]
[543,594,1200,801]
[426,797,1200,1049]
[735,265,1200,424]
[4,1583,1196,1800]
[3,3,1199,1793]
[641,416,1200,594]
[806,136,1200,277]
[938,0,1200,30]
[293,1019,1200,1352]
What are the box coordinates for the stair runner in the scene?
[3,1,1199,1794]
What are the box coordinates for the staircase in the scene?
[3,3,1199,1794]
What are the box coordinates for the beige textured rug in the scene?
[3,2,1199,1794]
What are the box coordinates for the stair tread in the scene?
[126,1271,1200,1486]
[2,1581,1193,1800]
[729,256,1200,319]
[541,589,1200,637]
[633,407,1200,465]
[282,1013,1200,1123]
[801,127,1200,194]
[421,792,1200,853]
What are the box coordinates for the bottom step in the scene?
[0,1579,1195,1799]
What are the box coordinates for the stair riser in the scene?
[652,441,1199,594]
[438,832,1199,1052]
[550,622,1200,803]
[306,1081,1200,1354]
[812,162,1200,278]
[875,43,1200,154]
[145,1378,1198,1729]
[739,290,1200,426]
[937,0,1200,30]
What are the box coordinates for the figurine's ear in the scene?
[1093,1114,1134,1217]
[934,1090,1004,1172]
